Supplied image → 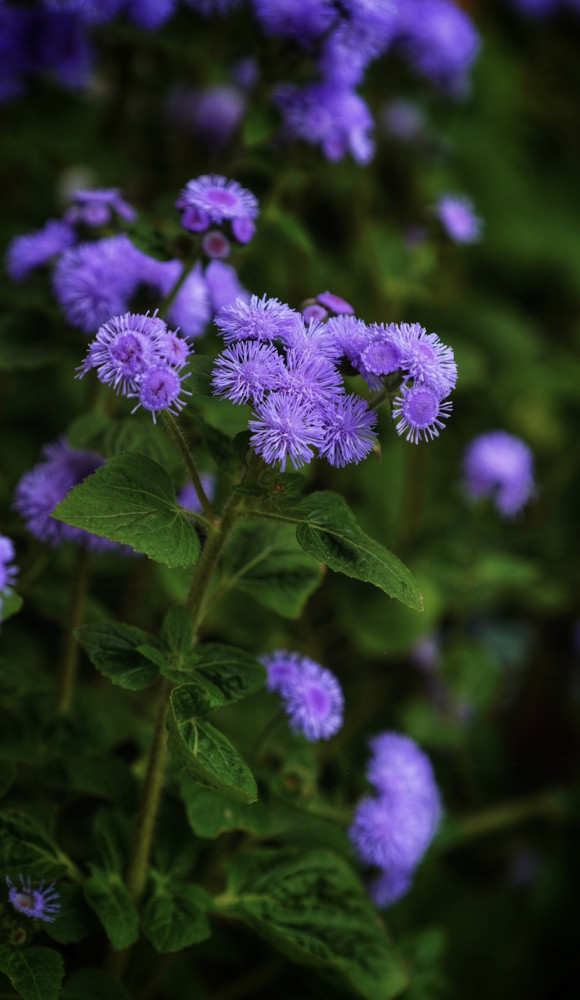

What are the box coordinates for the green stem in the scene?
[161,411,215,523]
[57,545,90,715]
[186,491,245,634]
[125,677,172,907]
[158,257,197,319]
[438,791,566,853]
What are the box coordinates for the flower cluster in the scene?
[0,536,18,622]
[462,431,535,517]
[14,438,116,549]
[262,650,344,741]
[6,875,60,923]
[212,297,456,466]
[176,174,259,245]
[64,188,136,227]
[78,312,191,421]
[349,732,442,907]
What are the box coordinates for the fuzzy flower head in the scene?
[215,294,303,344]
[52,235,140,333]
[262,651,344,741]
[205,260,250,316]
[392,384,452,444]
[367,732,441,807]
[6,219,76,281]
[78,312,188,394]
[252,0,335,44]
[177,175,259,235]
[318,393,378,467]
[13,439,115,550]
[6,876,60,923]
[349,793,437,872]
[212,340,286,405]
[397,323,458,395]
[397,0,481,93]
[435,194,482,244]
[0,535,18,620]
[66,188,136,227]
[462,431,535,517]
[369,867,413,909]
[249,392,323,471]
[275,81,375,165]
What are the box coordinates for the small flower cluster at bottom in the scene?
[77,312,191,421]
[6,876,60,923]
[262,650,344,742]
[348,732,442,907]
[0,536,18,622]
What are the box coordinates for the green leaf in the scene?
[186,644,266,703]
[186,411,237,472]
[83,865,139,950]
[168,699,257,804]
[181,780,269,839]
[161,606,193,655]
[76,622,161,690]
[0,812,67,881]
[0,590,23,624]
[219,849,408,1000]
[61,969,133,1000]
[221,521,322,618]
[46,884,100,945]
[0,945,64,1000]
[295,492,423,612]
[141,876,211,953]
[52,453,201,568]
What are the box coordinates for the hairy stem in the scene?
[161,411,216,522]
[57,545,90,715]
[186,491,245,634]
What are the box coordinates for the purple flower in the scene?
[0,536,18,619]
[317,291,354,315]
[249,392,322,471]
[215,294,302,344]
[177,175,258,228]
[183,0,241,14]
[178,474,216,514]
[231,217,256,245]
[262,651,344,741]
[325,314,369,367]
[282,348,343,403]
[369,867,413,909]
[212,341,286,405]
[202,230,231,259]
[205,260,250,315]
[6,219,76,281]
[77,311,179,394]
[262,649,304,694]
[37,11,94,89]
[275,81,375,165]
[14,439,115,550]
[318,394,377,467]
[435,193,482,244]
[52,235,140,333]
[397,0,480,93]
[284,659,344,741]
[6,876,60,923]
[169,85,247,151]
[166,264,211,340]
[42,0,122,23]
[133,365,190,422]
[0,8,31,103]
[462,431,535,517]
[252,0,335,44]
[360,325,404,381]
[125,0,177,29]
[319,0,400,86]
[392,385,452,444]
[397,323,458,395]
[302,303,328,323]
[66,188,136,227]
[367,732,441,804]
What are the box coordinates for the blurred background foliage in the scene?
[1,1,580,998]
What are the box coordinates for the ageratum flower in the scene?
[125,0,177,28]
[42,0,122,23]
[366,732,441,805]
[392,384,453,444]
[317,291,354,315]
[14,440,115,549]
[249,392,323,471]
[176,175,258,234]
[318,393,378,468]
[66,188,136,227]
[53,235,140,333]
[205,260,250,315]
[215,294,303,344]
[319,0,400,86]
[202,230,231,259]
[397,0,480,93]
[183,0,242,14]
[0,537,18,595]
[275,81,375,165]
[6,220,76,281]
[37,10,95,89]
[397,323,458,395]
[262,651,344,741]
[6,876,60,923]
[136,257,211,340]
[252,0,335,43]
[435,193,482,244]
[462,431,535,517]
[369,867,413,908]
[212,341,286,405]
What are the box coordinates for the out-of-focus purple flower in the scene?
[52,235,140,333]
[302,303,328,323]
[0,536,18,619]
[318,393,377,467]
[66,188,136,227]
[14,439,116,549]
[139,257,211,339]
[435,193,482,244]
[249,392,323,471]
[317,291,354,315]
[0,7,33,103]
[37,11,94,89]
[6,220,76,281]
[178,474,216,514]
[125,0,177,28]
[6,876,60,923]
[252,0,335,43]
[262,650,344,741]
[319,0,400,87]
[231,216,256,245]
[369,867,413,908]
[276,81,375,165]
[215,294,302,344]
[205,260,250,315]
[212,341,286,405]
[392,384,452,444]
[183,0,241,14]
[381,99,426,142]
[177,175,258,230]
[202,231,231,259]
[42,0,122,23]
[462,431,535,517]
[397,0,480,93]
[168,85,247,151]
[366,732,441,805]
